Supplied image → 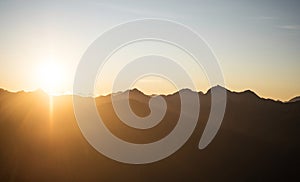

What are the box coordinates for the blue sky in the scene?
[0,0,299,100]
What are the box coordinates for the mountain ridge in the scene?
[0,84,299,181]
[1,86,297,103]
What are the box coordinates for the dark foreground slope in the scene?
[0,88,299,181]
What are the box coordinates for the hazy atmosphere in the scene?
[0,0,300,100]
[0,1,300,181]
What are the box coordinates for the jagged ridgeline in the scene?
[0,87,299,181]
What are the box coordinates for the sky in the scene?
[0,0,299,101]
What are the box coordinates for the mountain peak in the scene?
[178,88,195,94]
[206,85,228,94]
[241,89,258,97]
[288,96,300,103]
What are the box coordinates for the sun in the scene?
[37,59,65,95]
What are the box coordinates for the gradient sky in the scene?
[0,0,300,101]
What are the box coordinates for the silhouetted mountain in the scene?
[0,88,299,181]
[289,96,300,103]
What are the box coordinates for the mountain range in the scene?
[0,87,299,181]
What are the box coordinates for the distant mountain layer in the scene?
[289,96,300,103]
[0,87,299,181]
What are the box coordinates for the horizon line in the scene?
[0,86,298,103]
